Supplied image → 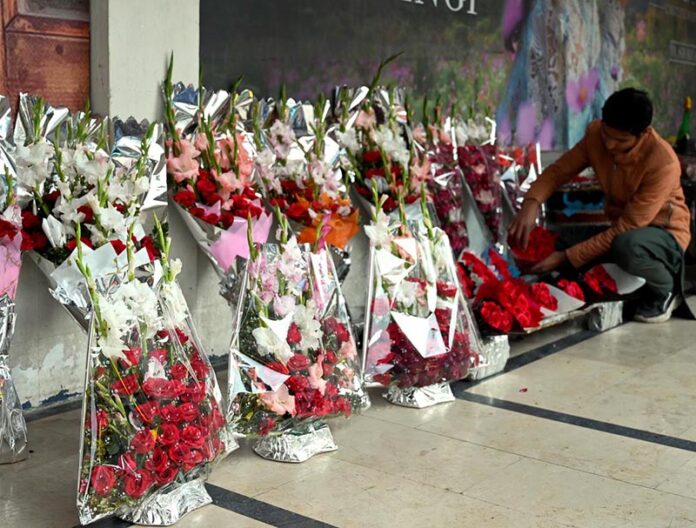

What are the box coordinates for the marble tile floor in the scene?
[2,317,696,527]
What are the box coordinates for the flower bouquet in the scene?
[0,114,28,464]
[254,93,360,254]
[14,95,229,524]
[458,249,584,335]
[456,118,503,243]
[227,213,368,462]
[335,84,429,220]
[361,186,481,408]
[507,225,558,270]
[163,60,272,287]
[413,106,469,258]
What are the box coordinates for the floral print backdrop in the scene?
[201,0,696,150]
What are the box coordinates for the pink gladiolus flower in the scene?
[167,139,201,183]
[307,355,327,395]
[566,69,599,113]
[259,385,296,416]
[194,133,209,153]
[339,339,357,361]
[355,109,376,129]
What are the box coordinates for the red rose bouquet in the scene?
[226,214,366,460]
[583,265,619,297]
[254,94,359,250]
[72,223,230,525]
[458,250,576,334]
[362,188,480,391]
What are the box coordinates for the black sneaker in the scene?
[634,292,682,324]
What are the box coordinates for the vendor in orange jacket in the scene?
[509,88,691,323]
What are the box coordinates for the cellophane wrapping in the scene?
[227,238,368,440]
[0,205,27,464]
[74,268,231,525]
[362,210,481,389]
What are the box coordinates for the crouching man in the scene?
[509,88,691,323]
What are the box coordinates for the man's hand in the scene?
[508,199,540,250]
[530,250,568,274]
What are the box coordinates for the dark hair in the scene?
[602,88,653,136]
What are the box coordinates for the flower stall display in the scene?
[361,188,481,408]
[14,95,230,525]
[254,93,360,253]
[0,93,28,463]
[226,213,368,462]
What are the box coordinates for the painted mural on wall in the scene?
[200,0,696,150]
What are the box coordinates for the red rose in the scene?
[286,323,302,345]
[119,347,142,368]
[258,416,276,436]
[161,404,181,423]
[149,349,168,365]
[286,202,307,221]
[168,443,190,467]
[182,449,204,472]
[136,400,161,425]
[211,408,225,430]
[195,177,217,197]
[28,231,48,251]
[177,402,199,423]
[170,363,189,381]
[285,374,310,393]
[436,281,458,298]
[158,423,180,446]
[287,353,310,373]
[143,378,186,400]
[90,465,116,497]
[362,150,382,163]
[334,323,350,343]
[118,452,138,475]
[181,425,205,449]
[95,409,109,432]
[110,239,127,254]
[173,190,197,209]
[190,354,208,379]
[558,279,585,302]
[220,211,235,229]
[144,447,169,474]
[324,350,337,365]
[175,328,190,344]
[123,469,153,499]
[154,465,178,486]
[77,205,94,224]
[139,235,160,261]
[531,283,558,311]
[21,211,40,230]
[0,218,18,240]
[182,383,206,404]
[111,374,139,396]
[332,396,352,417]
[480,301,513,333]
[131,429,156,455]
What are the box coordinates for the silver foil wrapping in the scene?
[119,478,212,527]
[587,301,624,332]
[0,297,27,464]
[383,382,455,408]
[252,421,337,463]
[468,335,510,381]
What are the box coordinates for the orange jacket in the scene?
[526,120,691,268]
